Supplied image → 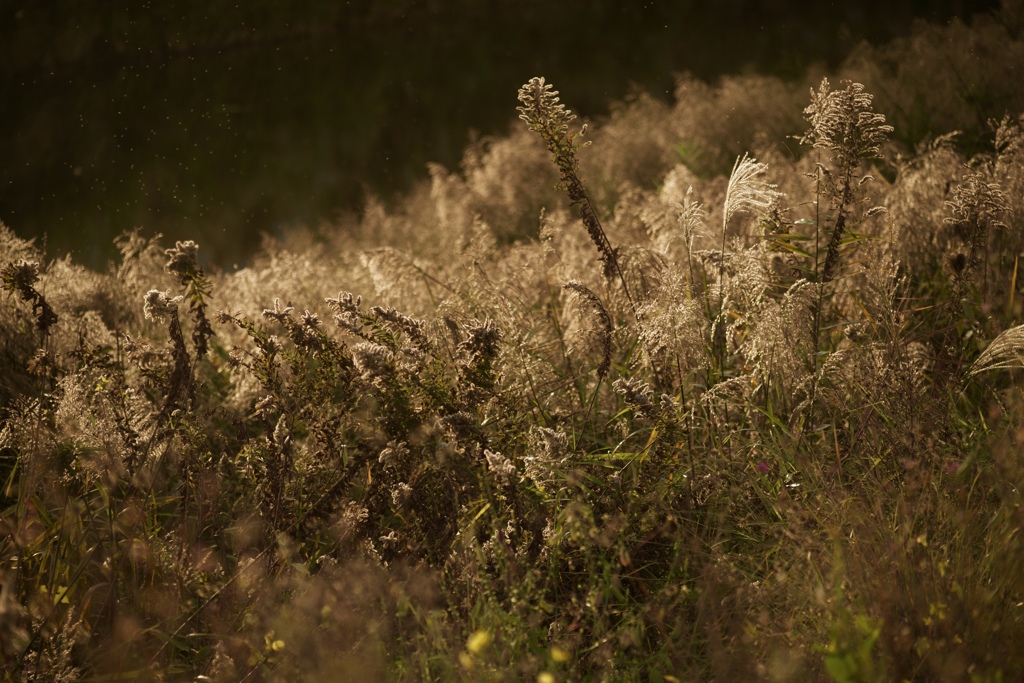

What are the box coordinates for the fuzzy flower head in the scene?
[532,426,569,461]
[524,427,571,486]
[469,318,501,350]
[164,240,200,279]
[457,318,502,362]
[325,291,361,316]
[262,297,294,324]
[300,310,321,329]
[484,449,516,486]
[333,502,369,543]
[143,289,183,321]
[1,259,40,292]
[287,310,324,352]
[254,394,277,420]
[325,291,363,332]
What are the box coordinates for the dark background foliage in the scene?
[0,0,997,268]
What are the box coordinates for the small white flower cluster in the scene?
[484,449,516,486]
[261,297,294,324]
[391,482,412,508]
[352,342,395,384]
[325,291,363,334]
[254,395,277,420]
[613,377,653,414]
[272,415,290,450]
[143,289,182,321]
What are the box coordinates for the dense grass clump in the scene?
[3,15,1024,683]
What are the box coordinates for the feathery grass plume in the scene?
[966,324,1024,378]
[667,187,712,292]
[841,12,1024,146]
[637,289,710,381]
[722,154,782,236]
[618,245,669,306]
[562,281,613,380]
[517,77,634,309]
[2,259,58,336]
[637,189,680,255]
[801,79,893,282]
[582,91,678,199]
[741,278,817,401]
[994,113,1024,162]
[992,114,1024,256]
[714,154,782,368]
[886,133,965,278]
[687,374,749,425]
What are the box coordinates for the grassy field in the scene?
[3,7,1024,682]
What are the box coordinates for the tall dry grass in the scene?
[3,7,1024,681]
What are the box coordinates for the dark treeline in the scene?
[0,0,1008,269]
[0,0,998,78]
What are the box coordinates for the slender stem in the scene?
[715,194,734,379]
[808,159,823,426]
